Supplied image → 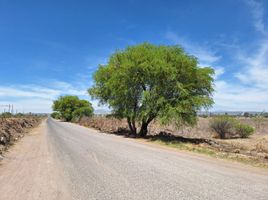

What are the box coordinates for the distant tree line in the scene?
[0,112,40,118]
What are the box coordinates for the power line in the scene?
[0,104,15,113]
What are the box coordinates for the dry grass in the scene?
[80,116,268,137]
[151,138,268,169]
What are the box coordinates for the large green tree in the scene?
[89,43,214,137]
[52,95,94,122]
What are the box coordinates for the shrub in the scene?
[0,112,12,118]
[72,107,93,122]
[253,115,264,129]
[210,116,255,139]
[210,116,236,139]
[235,123,254,138]
[15,113,25,117]
[243,112,250,118]
[51,112,61,119]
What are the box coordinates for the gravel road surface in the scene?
[0,118,267,200]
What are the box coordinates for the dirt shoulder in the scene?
[0,119,71,200]
[0,117,42,156]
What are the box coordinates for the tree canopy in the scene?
[52,95,94,122]
[89,43,214,136]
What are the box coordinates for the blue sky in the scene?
[0,0,268,113]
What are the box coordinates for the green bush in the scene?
[0,112,13,118]
[210,116,255,139]
[51,112,61,119]
[72,107,93,121]
[210,116,236,139]
[15,113,25,117]
[235,123,254,138]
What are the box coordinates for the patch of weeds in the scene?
[152,139,215,156]
[150,138,268,169]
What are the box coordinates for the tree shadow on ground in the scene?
[147,132,211,144]
[111,128,211,145]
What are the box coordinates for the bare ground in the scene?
[0,120,71,200]
[0,117,41,154]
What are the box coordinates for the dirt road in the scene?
[0,118,267,200]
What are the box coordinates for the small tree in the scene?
[52,96,94,122]
[89,43,214,137]
[243,112,250,118]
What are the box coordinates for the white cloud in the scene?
[0,81,108,113]
[165,31,221,64]
[213,0,268,111]
[214,80,268,111]
[214,67,225,79]
[239,0,268,82]
[164,1,268,111]
[235,40,268,88]
[0,99,53,114]
[246,0,267,36]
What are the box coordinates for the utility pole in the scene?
[0,105,10,113]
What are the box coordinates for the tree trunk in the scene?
[139,115,156,137]
[139,121,148,137]
[127,117,137,135]
[132,119,137,135]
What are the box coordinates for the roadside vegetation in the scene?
[151,137,268,168]
[210,115,254,139]
[51,95,94,122]
[0,112,42,119]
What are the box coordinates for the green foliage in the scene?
[0,112,12,118]
[89,43,214,136]
[52,95,94,122]
[72,107,94,121]
[15,113,25,117]
[264,113,268,118]
[210,116,254,139]
[235,123,254,138]
[243,112,250,118]
[51,112,61,119]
